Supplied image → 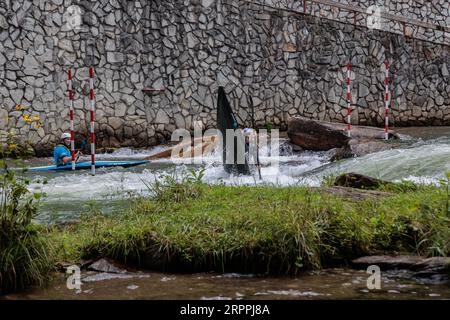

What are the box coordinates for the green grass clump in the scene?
[0,163,53,294]
[49,172,450,275]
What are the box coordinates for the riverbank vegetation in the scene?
[0,128,34,159]
[49,172,450,275]
[1,167,449,294]
[0,161,53,294]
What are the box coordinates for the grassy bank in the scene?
[50,176,450,275]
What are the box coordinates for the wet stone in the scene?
[87,259,128,274]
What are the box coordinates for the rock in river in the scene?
[351,255,450,282]
[333,172,389,190]
[87,258,128,274]
[287,116,400,159]
[352,255,425,270]
[287,116,351,151]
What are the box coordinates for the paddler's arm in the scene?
[60,156,72,164]
[59,150,82,164]
[75,150,83,162]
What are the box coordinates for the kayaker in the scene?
[243,128,256,163]
[54,133,82,166]
[243,128,254,150]
[243,128,262,177]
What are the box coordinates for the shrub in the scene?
[0,161,53,294]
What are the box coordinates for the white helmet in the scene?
[61,132,71,140]
[243,128,254,136]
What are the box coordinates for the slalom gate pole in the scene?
[346,63,351,137]
[89,67,96,176]
[68,69,76,170]
[384,61,390,140]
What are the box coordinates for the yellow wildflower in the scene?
[35,123,42,128]
[21,114,33,122]
[15,105,24,111]
[32,116,41,121]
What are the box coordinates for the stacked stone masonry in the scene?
[268,0,449,45]
[0,0,449,153]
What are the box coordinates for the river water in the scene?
[6,127,450,299]
[4,268,450,300]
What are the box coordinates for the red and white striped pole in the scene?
[384,61,389,140]
[89,67,96,176]
[68,69,76,170]
[346,63,351,137]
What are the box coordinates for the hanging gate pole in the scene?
[346,63,351,137]
[384,61,390,140]
[89,67,96,176]
[68,69,76,170]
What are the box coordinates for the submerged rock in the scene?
[82,272,136,283]
[331,139,399,160]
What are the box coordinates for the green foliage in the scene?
[321,174,339,187]
[0,161,53,294]
[378,179,420,193]
[0,130,34,159]
[439,172,450,217]
[141,168,206,203]
[265,123,273,132]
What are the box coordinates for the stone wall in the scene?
[265,0,449,45]
[0,0,449,154]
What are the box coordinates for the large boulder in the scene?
[287,116,350,151]
[287,116,400,158]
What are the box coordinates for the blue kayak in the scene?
[29,160,150,171]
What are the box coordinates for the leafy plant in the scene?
[265,123,273,132]
[0,146,52,294]
[439,172,450,217]
[141,169,206,203]
[0,128,34,159]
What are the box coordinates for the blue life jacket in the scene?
[53,144,71,166]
